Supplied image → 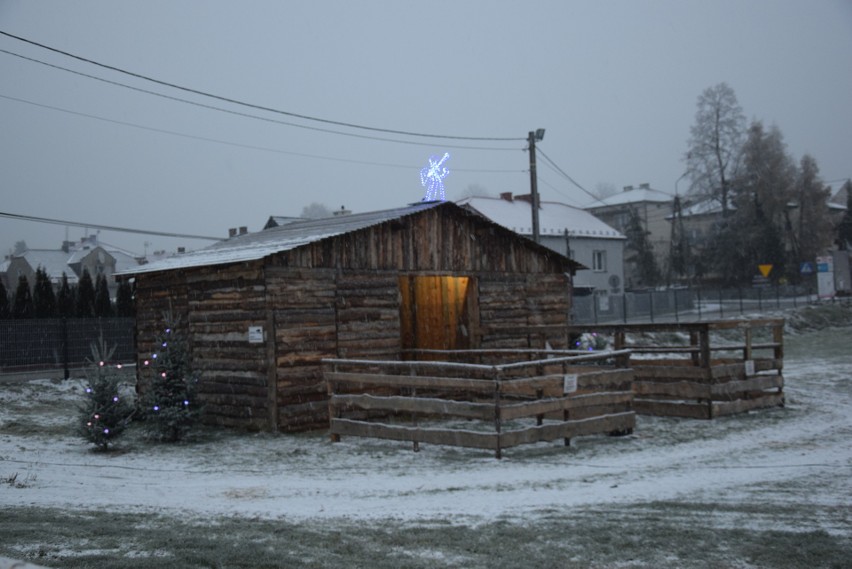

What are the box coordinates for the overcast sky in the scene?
[2,1,851,257]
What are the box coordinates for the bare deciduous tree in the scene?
[685,83,746,217]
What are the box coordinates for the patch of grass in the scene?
[2,504,850,569]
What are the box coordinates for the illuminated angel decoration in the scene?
[420,152,450,201]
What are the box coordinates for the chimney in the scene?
[500,192,513,202]
[623,185,634,192]
[239,226,248,235]
[228,228,237,238]
[333,206,352,216]
[639,183,650,190]
[177,247,186,254]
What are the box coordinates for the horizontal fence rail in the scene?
[0,318,135,377]
[324,349,635,459]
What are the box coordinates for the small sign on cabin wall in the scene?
[248,326,264,343]
[563,374,578,394]
[744,359,755,376]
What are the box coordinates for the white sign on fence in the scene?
[563,374,578,394]
[744,359,755,376]
[248,326,264,343]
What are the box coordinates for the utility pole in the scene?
[528,129,545,243]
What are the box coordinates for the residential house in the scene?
[456,193,626,300]
[584,183,673,288]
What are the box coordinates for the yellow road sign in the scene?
[758,264,773,278]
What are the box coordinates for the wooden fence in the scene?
[566,319,784,419]
[323,349,635,458]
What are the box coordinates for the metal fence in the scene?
[0,318,135,376]
[572,285,828,324]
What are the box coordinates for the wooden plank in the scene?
[634,380,711,399]
[711,393,785,417]
[330,393,494,420]
[633,365,709,381]
[499,412,635,448]
[633,399,711,419]
[326,370,497,393]
[711,374,783,397]
[330,418,499,450]
[501,391,633,421]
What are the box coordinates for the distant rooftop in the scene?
[585,183,673,209]
[457,194,624,239]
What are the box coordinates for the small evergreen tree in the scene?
[623,207,660,288]
[33,267,57,318]
[116,279,135,317]
[94,273,113,317]
[12,275,33,319]
[57,273,75,318]
[0,280,9,319]
[138,315,201,442]
[76,269,96,317]
[78,336,134,451]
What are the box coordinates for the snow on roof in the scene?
[16,250,77,280]
[456,196,624,239]
[584,185,673,209]
[119,202,446,276]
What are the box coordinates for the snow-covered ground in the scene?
[1,308,851,566]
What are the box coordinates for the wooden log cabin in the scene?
[119,201,583,432]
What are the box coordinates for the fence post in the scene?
[673,288,679,323]
[757,287,763,312]
[592,294,598,325]
[719,288,724,319]
[493,366,502,460]
[622,294,627,324]
[739,287,744,314]
[696,287,702,321]
[62,317,70,380]
[649,291,655,323]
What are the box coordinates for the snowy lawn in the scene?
[1,306,851,568]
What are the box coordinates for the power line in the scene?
[0,48,522,153]
[535,147,606,206]
[0,211,221,241]
[0,93,523,174]
[0,30,526,142]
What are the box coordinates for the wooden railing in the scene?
[566,319,784,419]
[323,350,634,459]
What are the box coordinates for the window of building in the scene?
[592,250,607,272]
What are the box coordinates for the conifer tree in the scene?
[78,335,134,451]
[33,267,57,318]
[623,207,660,288]
[116,279,135,317]
[57,273,75,318]
[138,315,201,442]
[76,269,95,317]
[94,273,113,317]
[0,280,9,319]
[12,275,33,319]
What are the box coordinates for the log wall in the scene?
[186,263,270,430]
[478,273,571,350]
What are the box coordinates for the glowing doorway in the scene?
[398,275,477,353]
